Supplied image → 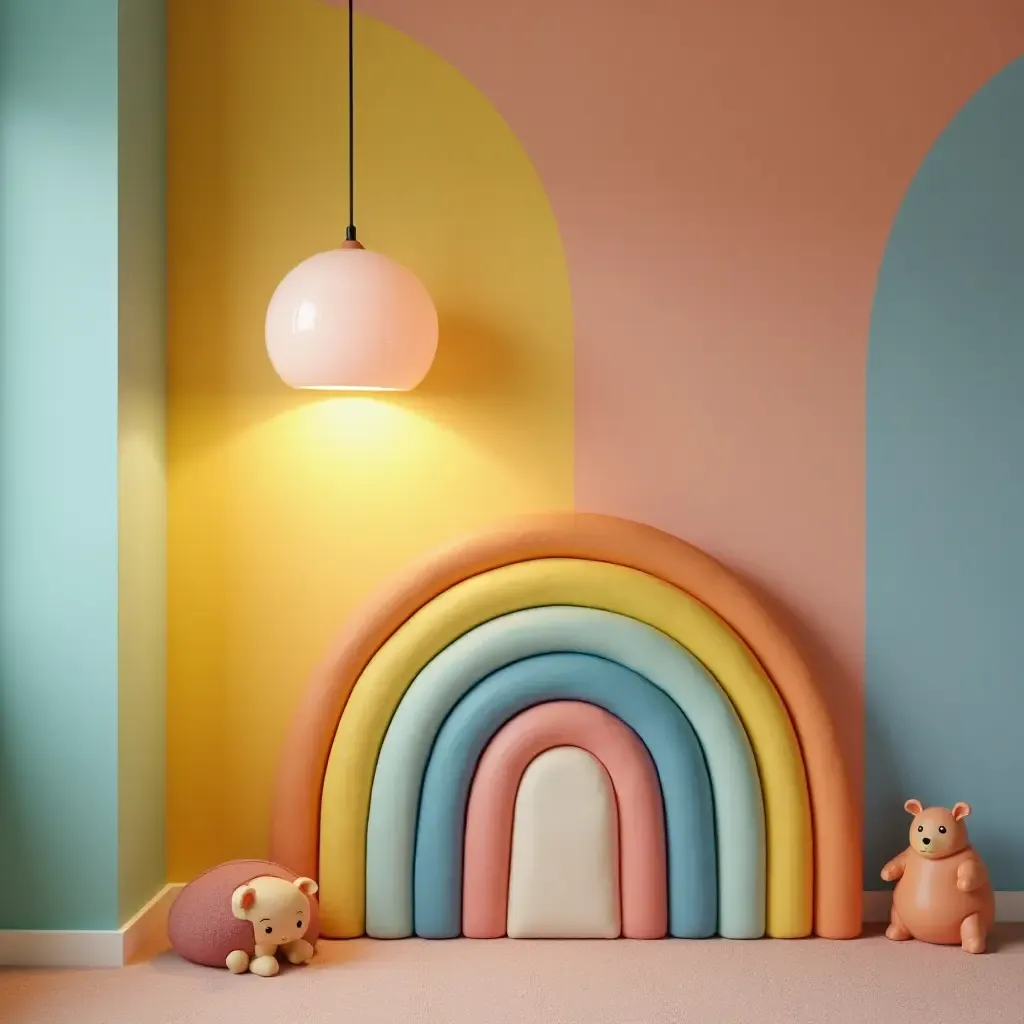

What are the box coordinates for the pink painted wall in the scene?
[357,0,1024,796]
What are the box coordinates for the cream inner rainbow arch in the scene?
[270,513,862,941]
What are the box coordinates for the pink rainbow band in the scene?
[462,700,668,939]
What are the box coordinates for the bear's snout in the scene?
[908,807,968,859]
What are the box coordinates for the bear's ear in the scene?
[903,798,923,816]
[952,802,971,821]
[231,884,257,920]
[293,876,319,897]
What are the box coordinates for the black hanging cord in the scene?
[345,0,357,242]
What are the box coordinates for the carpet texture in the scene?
[2,928,1023,1024]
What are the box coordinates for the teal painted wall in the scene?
[0,0,167,931]
[0,0,121,932]
[117,0,167,926]
[866,58,1024,890]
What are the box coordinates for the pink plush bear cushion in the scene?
[168,859,321,968]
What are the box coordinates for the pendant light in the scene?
[265,0,439,391]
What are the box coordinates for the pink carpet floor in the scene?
[3,927,1023,1024]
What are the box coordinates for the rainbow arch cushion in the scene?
[464,701,667,939]
[365,607,764,940]
[414,652,718,939]
[270,513,861,940]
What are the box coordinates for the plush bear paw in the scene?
[282,939,315,965]
[225,950,251,974]
[249,955,280,977]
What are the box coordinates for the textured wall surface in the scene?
[357,0,1023,827]
[11,0,1022,928]
[0,0,167,931]
[866,58,1024,889]
[165,0,574,879]
[0,0,121,929]
[164,0,1024,887]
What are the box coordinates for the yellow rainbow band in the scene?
[318,557,813,938]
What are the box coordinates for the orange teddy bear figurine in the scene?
[880,799,995,953]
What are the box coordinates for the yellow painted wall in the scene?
[166,0,574,880]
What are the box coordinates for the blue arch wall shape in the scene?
[866,57,1024,889]
[413,652,718,938]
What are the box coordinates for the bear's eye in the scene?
[296,920,303,929]
[938,826,947,834]
[265,926,273,935]
[917,825,924,832]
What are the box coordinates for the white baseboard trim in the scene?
[0,883,184,969]
[863,889,1024,923]
[1,886,1021,967]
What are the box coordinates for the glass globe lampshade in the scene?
[265,242,439,391]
